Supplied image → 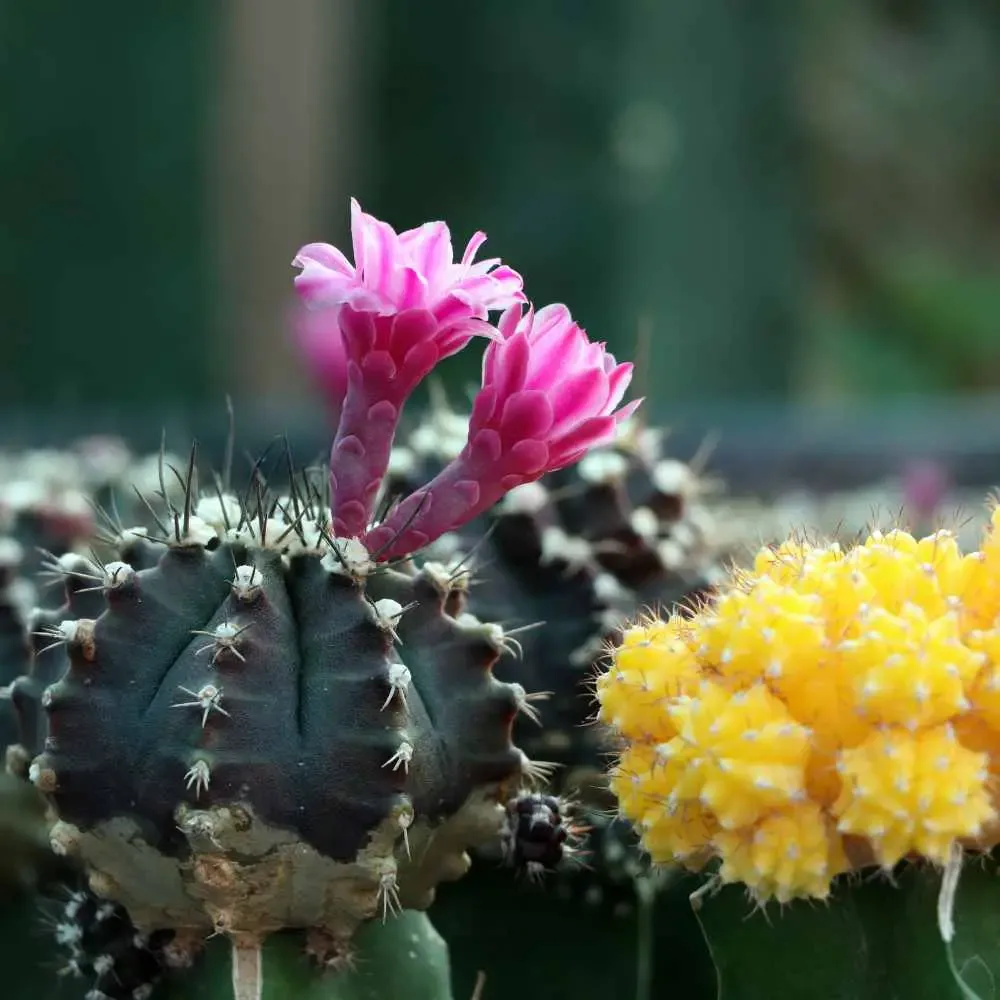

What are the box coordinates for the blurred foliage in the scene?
[1,2,997,405]
[432,868,716,1000]
[0,1,219,408]
[366,0,802,400]
[800,0,1000,396]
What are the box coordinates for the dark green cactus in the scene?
[6,448,534,997]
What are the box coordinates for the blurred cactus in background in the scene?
[801,0,1000,396]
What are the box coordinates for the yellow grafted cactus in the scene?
[596,618,700,742]
[597,510,1000,904]
[834,724,992,867]
[714,803,848,903]
[665,681,811,830]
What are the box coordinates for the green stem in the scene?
[634,876,656,1000]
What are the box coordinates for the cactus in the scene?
[594,508,1000,999]
[42,881,186,998]
[4,882,454,1000]
[155,911,453,1000]
[0,199,653,999]
[3,453,535,997]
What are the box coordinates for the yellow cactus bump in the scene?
[597,511,1000,903]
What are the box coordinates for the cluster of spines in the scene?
[6,551,112,766]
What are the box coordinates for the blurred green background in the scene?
[1,0,998,413]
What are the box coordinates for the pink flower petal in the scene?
[605,363,634,411]
[492,332,531,402]
[363,218,399,301]
[469,427,503,466]
[461,231,488,267]
[548,368,611,434]
[400,340,440,385]
[470,385,499,431]
[531,303,573,338]
[293,258,354,307]
[361,349,397,381]
[453,272,521,312]
[293,242,354,276]
[488,266,527,304]
[433,293,478,327]
[390,266,428,310]
[434,327,478,359]
[551,415,619,464]
[496,303,524,340]
[499,390,555,443]
[350,198,370,274]
[401,221,453,280]
[506,438,550,477]
[614,398,643,423]
[389,309,440,360]
[466,256,502,276]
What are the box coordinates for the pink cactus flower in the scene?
[364,302,642,561]
[902,458,950,528]
[292,200,524,538]
[293,302,349,420]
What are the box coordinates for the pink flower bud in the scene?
[365,303,642,560]
[292,200,524,538]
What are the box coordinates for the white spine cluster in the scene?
[322,537,375,579]
[231,565,262,602]
[194,494,243,533]
[578,449,629,484]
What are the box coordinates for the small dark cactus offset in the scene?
[500,791,586,881]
